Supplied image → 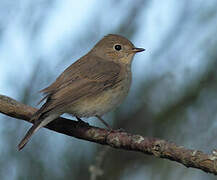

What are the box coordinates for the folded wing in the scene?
[33,55,121,119]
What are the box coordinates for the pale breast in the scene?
[66,71,132,117]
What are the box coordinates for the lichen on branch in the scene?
[0,94,217,175]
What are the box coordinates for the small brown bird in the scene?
[18,34,145,150]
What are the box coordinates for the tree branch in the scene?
[0,94,217,175]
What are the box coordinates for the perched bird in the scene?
[18,34,145,150]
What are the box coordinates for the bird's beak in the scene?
[132,47,145,53]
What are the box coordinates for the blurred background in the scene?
[0,0,217,179]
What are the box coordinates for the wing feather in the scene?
[34,55,121,118]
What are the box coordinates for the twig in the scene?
[0,94,217,175]
[89,147,109,180]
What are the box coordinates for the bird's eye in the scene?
[114,44,122,51]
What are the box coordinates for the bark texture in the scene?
[0,94,217,175]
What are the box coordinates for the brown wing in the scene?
[34,54,121,118]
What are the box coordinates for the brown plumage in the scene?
[18,34,145,150]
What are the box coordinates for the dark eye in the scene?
[114,44,122,51]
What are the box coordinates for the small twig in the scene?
[89,147,109,180]
[0,94,217,175]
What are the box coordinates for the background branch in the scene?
[0,94,217,175]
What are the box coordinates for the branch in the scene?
[0,94,217,175]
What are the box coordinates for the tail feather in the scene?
[18,119,44,151]
[18,113,60,150]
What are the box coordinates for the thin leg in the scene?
[76,116,89,126]
[76,116,83,122]
[95,115,112,129]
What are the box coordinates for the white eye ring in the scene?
[113,44,122,51]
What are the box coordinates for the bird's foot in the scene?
[115,128,126,132]
[109,128,126,133]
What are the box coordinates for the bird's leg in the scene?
[76,116,89,126]
[95,115,112,130]
[76,116,83,122]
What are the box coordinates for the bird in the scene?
[18,34,145,150]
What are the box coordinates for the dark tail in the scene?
[18,119,44,151]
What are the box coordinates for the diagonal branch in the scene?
[0,94,217,175]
